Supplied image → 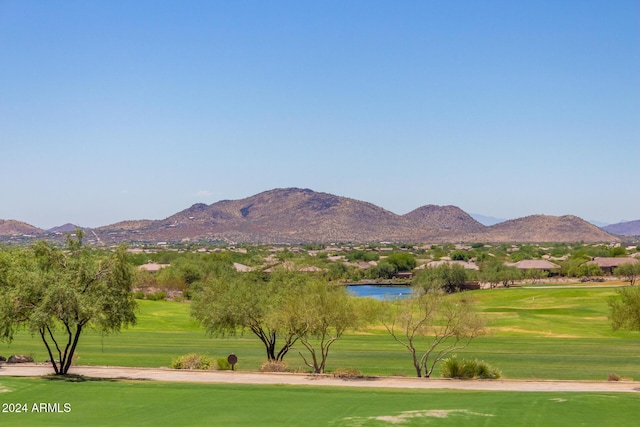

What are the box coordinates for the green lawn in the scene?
[0,377,638,427]
[1,287,639,426]
[1,288,639,380]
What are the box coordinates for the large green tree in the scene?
[0,232,136,375]
[414,263,468,293]
[386,253,417,272]
[191,269,303,361]
[481,261,522,288]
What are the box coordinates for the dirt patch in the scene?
[344,409,494,425]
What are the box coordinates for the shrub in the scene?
[146,291,167,301]
[608,373,620,381]
[441,356,500,379]
[459,359,478,379]
[215,358,232,371]
[260,360,288,372]
[132,291,145,300]
[475,360,501,379]
[171,353,214,370]
[440,355,463,378]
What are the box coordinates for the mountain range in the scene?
[602,220,640,237]
[0,188,635,244]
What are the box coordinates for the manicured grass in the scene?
[2,288,639,380]
[473,287,630,338]
[0,377,638,427]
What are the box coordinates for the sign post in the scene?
[227,353,238,371]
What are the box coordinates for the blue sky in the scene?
[1,0,638,229]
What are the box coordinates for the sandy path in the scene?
[1,364,639,393]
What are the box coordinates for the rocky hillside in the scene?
[0,219,44,236]
[99,188,419,243]
[1,188,622,244]
[93,189,618,244]
[473,215,616,243]
[603,220,640,236]
[403,205,485,234]
[47,223,81,233]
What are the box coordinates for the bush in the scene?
[171,353,214,370]
[459,359,478,378]
[441,356,500,379]
[146,291,167,301]
[440,355,463,378]
[608,373,620,381]
[132,291,145,300]
[475,360,501,379]
[260,360,288,372]
[215,358,232,371]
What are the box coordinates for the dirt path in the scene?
[1,364,639,392]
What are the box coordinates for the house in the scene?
[505,260,561,275]
[586,257,639,275]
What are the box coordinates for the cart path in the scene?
[1,364,639,392]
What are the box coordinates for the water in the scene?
[346,285,413,301]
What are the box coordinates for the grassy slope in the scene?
[0,377,638,427]
[1,287,639,380]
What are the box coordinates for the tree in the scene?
[286,279,362,373]
[414,264,467,293]
[366,260,397,280]
[450,250,469,261]
[386,252,417,272]
[614,263,640,286]
[383,287,484,378]
[191,269,302,361]
[562,256,603,279]
[609,286,640,332]
[481,262,522,288]
[0,232,136,375]
[609,246,627,257]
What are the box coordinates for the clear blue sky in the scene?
[1,0,638,229]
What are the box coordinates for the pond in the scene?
[346,285,413,301]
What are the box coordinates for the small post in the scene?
[227,353,238,371]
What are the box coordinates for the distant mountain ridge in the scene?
[0,219,43,236]
[47,223,81,233]
[464,215,616,243]
[603,220,640,236]
[0,188,625,244]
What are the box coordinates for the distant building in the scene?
[505,260,561,275]
[586,257,639,275]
